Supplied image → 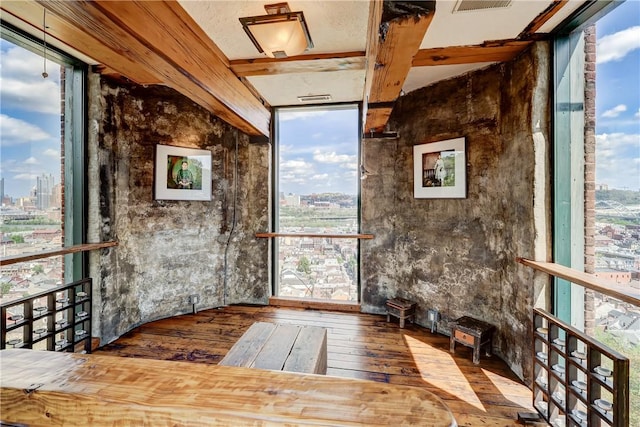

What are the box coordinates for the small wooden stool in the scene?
[449,316,495,364]
[385,298,416,328]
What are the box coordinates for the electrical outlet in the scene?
[188,294,199,305]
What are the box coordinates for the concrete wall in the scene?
[87,42,550,381]
[87,74,270,345]
[360,42,551,381]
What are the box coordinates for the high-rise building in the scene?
[0,177,4,206]
[36,173,55,210]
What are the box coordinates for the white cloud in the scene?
[281,159,313,172]
[602,104,627,118]
[595,133,640,190]
[14,173,38,181]
[279,110,328,122]
[0,45,61,114]
[313,150,357,164]
[24,157,39,165]
[311,174,329,181]
[597,26,640,64]
[0,114,51,146]
[343,162,358,171]
[42,149,59,157]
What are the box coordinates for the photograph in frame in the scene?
[413,137,466,199]
[155,144,212,201]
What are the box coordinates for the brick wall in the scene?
[584,25,596,334]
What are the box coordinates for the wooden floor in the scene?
[96,305,538,426]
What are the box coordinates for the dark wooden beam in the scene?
[230,51,366,77]
[413,40,533,66]
[24,0,270,136]
[364,1,435,133]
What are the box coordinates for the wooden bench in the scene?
[449,316,495,365]
[0,349,457,426]
[219,321,327,374]
[385,297,416,328]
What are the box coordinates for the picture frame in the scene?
[413,137,466,199]
[154,144,212,201]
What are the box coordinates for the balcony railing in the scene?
[519,258,638,427]
[1,278,93,353]
[0,241,116,353]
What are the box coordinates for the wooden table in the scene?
[219,321,327,374]
[0,349,457,426]
[449,316,495,365]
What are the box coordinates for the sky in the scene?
[0,38,62,199]
[594,0,640,191]
[278,107,359,196]
[0,2,639,200]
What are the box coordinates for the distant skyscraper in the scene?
[36,173,55,210]
[0,177,4,206]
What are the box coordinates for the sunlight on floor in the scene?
[482,368,531,408]
[403,334,486,412]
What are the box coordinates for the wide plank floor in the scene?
[96,305,538,426]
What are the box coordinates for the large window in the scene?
[592,2,640,423]
[0,23,86,303]
[553,1,639,423]
[273,105,360,301]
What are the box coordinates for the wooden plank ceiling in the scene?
[1,0,567,137]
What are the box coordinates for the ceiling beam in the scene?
[364,1,436,133]
[29,0,270,136]
[361,0,384,135]
[1,1,161,85]
[521,0,568,36]
[412,40,533,67]
[230,52,366,77]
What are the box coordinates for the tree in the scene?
[297,256,311,275]
[0,282,11,297]
[32,265,44,274]
[10,235,24,244]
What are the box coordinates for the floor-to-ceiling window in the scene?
[553,1,639,423]
[0,23,86,305]
[592,1,640,422]
[273,105,360,301]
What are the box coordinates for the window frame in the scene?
[1,21,88,283]
[550,0,620,327]
[271,103,362,301]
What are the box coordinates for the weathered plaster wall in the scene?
[360,42,551,381]
[87,75,270,345]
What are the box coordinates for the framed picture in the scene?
[413,137,466,199]
[155,144,212,201]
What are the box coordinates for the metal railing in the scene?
[1,278,92,353]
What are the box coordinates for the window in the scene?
[273,105,360,301]
[0,23,86,303]
[553,1,639,423]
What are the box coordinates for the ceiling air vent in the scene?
[297,94,332,103]
[452,0,512,13]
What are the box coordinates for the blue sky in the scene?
[594,0,640,191]
[1,38,62,199]
[278,107,359,195]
